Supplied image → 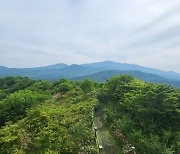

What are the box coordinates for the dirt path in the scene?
[94,104,120,154]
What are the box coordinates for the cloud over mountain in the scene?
[0,0,180,72]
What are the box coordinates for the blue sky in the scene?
[0,0,180,72]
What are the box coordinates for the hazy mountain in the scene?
[36,64,104,80]
[0,61,180,87]
[30,63,69,70]
[56,64,104,78]
[83,61,180,81]
[0,66,7,69]
[72,70,169,82]
[72,70,180,88]
[0,64,104,80]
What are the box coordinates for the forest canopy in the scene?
[0,75,179,154]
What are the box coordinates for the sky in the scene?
[0,0,180,72]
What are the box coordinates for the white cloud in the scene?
[0,0,180,72]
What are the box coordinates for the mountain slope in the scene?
[0,63,68,79]
[72,70,180,88]
[0,61,180,84]
[29,63,69,70]
[83,61,180,81]
[0,64,104,80]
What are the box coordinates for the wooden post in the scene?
[92,104,102,154]
[99,145,103,153]
[94,126,97,137]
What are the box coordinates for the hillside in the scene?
[99,75,180,154]
[72,70,180,88]
[83,61,180,80]
[0,76,179,153]
[0,77,98,153]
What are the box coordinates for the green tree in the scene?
[80,79,94,94]
[0,90,49,127]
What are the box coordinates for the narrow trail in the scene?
[94,104,120,154]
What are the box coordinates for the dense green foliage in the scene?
[101,75,180,154]
[0,75,179,153]
[0,77,34,100]
[80,79,95,94]
[0,90,49,127]
[0,77,98,153]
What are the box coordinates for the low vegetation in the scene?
[100,75,180,154]
[0,75,179,153]
[0,78,98,153]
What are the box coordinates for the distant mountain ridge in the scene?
[0,61,180,87]
[30,63,68,70]
[72,70,180,88]
[72,70,169,82]
[83,61,180,80]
